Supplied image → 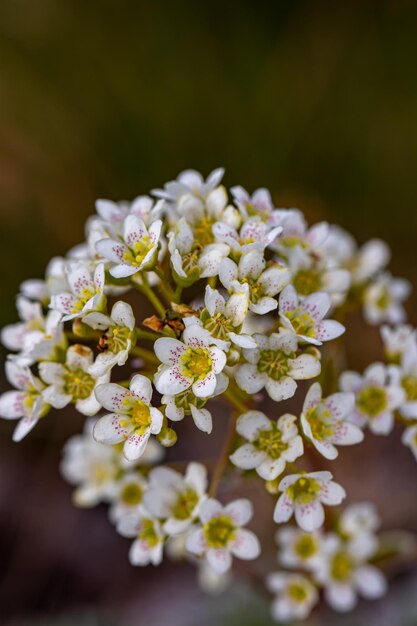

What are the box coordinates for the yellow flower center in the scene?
[171,488,199,520]
[203,515,236,548]
[331,551,354,582]
[294,534,319,560]
[120,482,143,506]
[124,236,153,267]
[357,386,387,417]
[64,368,95,400]
[193,217,215,246]
[292,268,322,296]
[287,476,321,505]
[130,401,151,434]
[258,348,293,381]
[305,406,334,441]
[285,309,316,338]
[180,347,212,380]
[288,583,309,602]
[402,375,417,401]
[253,424,288,459]
[138,518,159,548]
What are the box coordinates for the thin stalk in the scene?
[135,328,162,342]
[223,388,250,415]
[132,278,166,318]
[209,412,238,497]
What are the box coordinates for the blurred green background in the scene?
[1,1,417,625]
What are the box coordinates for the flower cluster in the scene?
[1,168,415,620]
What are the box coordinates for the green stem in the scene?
[172,284,183,304]
[223,388,249,415]
[131,346,160,365]
[132,278,166,318]
[135,328,162,342]
[209,412,238,497]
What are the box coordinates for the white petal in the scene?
[149,407,164,434]
[229,444,266,469]
[301,291,330,321]
[110,263,139,278]
[66,345,93,370]
[265,376,298,401]
[186,528,206,555]
[235,364,265,394]
[206,548,232,574]
[256,457,286,480]
[295,500,324,532]
[355,565,387,599]
[235,410,271,440]
[154,366,192,395]
[231,529,260,560]
[190,405,212,433]
[13,414,39,441]
[320,481,346,505]
[289,354,321,380]
[123,431,151,461]
[130,374,153,404]
[0,391,24,419]
[273,493,294,523]
[208,347,227,375]
[93,413,130,444]
[224,498,253,526]
[94,383,130,412]
[315,320,345,342]
[111,300,135,329]
[325,583,357,612]
[154,337,186,365]
[192,371,217,398]
[95,238,127,263]
[200,498,223,523]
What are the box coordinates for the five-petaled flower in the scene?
[274,471,346,532]
[93,374,164,461]
[186,498,261,574]
[154,324,227,399]
[50,261,106,322]
[300,383,363,460]
[230,411,303,480]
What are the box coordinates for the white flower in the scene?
[50,261,106,322]
[314,533,387,612]
[287,245,351,303]
[272,210,329,255]
[236,330,321,402]
[402,424,417,461]
[364,272,411,325]
[109,471,148,524]
[0,361,49,441]
[186,498,260,574]
[279,285,345,346]
[2,296,65,366]
[154,324,227,399]
[95,215,162,278]
[143,463,207,535]
[229,411,303,480]
[93,374,163,461]
[168,218,229,283]
[274,471,346,532]
[117,507,165,566]
[219,250,290,314]
[95,194,163,233]
[300,383,363,460]
[340,363,405,434]
[276,527,323,571]
[387,339,417,419]
[213,217,282,255]
[184,284,254,353]
[61,418,122,507]
[162,373,228,435]
[338,502,380,556]
[39,345,109,416]
[266,572,318,622]
[350,239,390,284]
[231,185,276,222]
[83,301,136,376]
[381,324,416,364]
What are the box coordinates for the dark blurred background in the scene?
[1,1,417,625]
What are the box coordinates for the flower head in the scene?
[266,572,318,622]
[236,330,321,402]
[154,324,227,399]
[230,411,303,480]
[117,507,165,566]
[186,498,260,574]
[93,374,163,461]
[301,383,363,460]
[50,261,106,321]
[274,471,346,532]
